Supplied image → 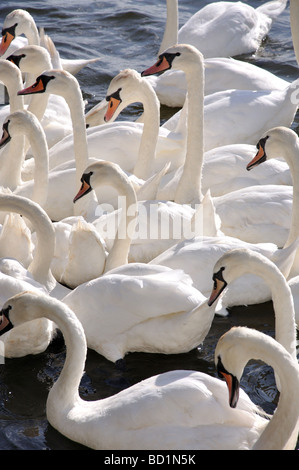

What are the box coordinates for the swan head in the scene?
[17,69,78,98]
[215,326,257,408]
[104,68,157,122]
[141,43,204,77]
[0,110,41,150]
[73,161,132,203]
[0,291,44,335]
[208,248,274,307]
[7,45,52,75]
[0,9,34,55]
[247,126,299,171]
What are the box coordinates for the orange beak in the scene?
[0,31,14,55]
[247,144,266,171]
[73,180,91,203]
[18,78,45,95]
[104,96,121,122]
[208,279,226,306]
[141,56,171,76]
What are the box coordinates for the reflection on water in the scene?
[0,0,298,450]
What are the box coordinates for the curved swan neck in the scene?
[46,72,88,182]
[231,256,297,361]
[159,0,179,54]
[36,296,86,408]
[25,115,49,207]
[251,338,299,449]
[104,170,138,273]
[281,138,299,248]
[0,194,55,290]
[174,50,204,204]
[133,78,161,180]
[19,12,40,46]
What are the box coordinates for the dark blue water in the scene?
[0,0,298,451]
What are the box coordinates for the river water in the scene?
[0,0,298,451]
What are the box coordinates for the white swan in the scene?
[61,251,213,364]
[0,9,101,75]
[2,292,299,450]
[247,127,299,274]
[103,68,291,201]
[144,0,289,108]
[7,44,73,148]
[74,160,220,265]
[144,46,299,152]
[142,44,295,245]
[177,0,288,59]
[62,187,298,363]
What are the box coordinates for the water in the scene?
[0,0,298,451]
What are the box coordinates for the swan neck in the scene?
[282,141,299,248]
[133,80,161,180]
[252,339,299,449]
[45,298,86,409]
[175,57,204,204]
[234,259,297,360]
[6,196,54,289]
[50,78,88,183]
[0,136,25,189]
[159,0,179,54]
[27,121,49,207]
[104,175,138,273]
[23,18,40,46]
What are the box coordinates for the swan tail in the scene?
[256,0,288,20]
[136,162,171,202]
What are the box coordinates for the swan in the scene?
[144,0,289,108]
[2,292,299,450]
[142,44,294,245]
[61,253,213,364]
[247,127,299,276]
[7,44,73,148]
[74,160,220,265]
[143,46,299,152]
[104,68,291,201]
[0,9,101,75]
[62,178,298,363]
[177,0,288,59]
